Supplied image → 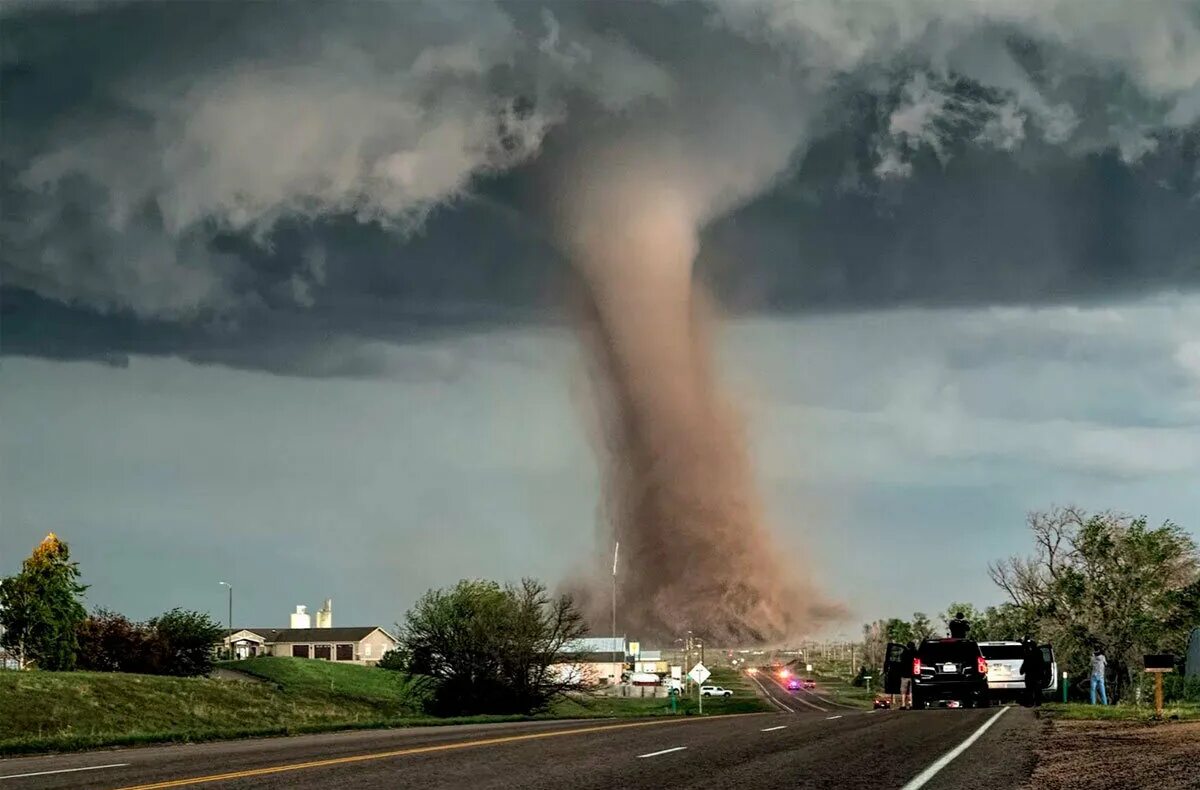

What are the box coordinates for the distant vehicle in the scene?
[909,638,989,709]
[700,685,733,697]
[802,678,816,689]
[786,678,801,690]
[978,641,1057,700]
[873,696,891,709]
[661,678,684,693]
[629,672,661,687]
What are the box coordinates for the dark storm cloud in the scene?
[2,0,1198,374]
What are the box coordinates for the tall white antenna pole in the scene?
[611,541,619,654]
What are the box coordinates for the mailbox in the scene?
[1143,654,1175,671]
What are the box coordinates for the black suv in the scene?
[910,638,989,709]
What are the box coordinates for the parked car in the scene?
[910,637,989,709]
[700,685,733,697]
[802,678,816,689]
[978,641,1058,701]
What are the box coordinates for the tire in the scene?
[911,693,926,710]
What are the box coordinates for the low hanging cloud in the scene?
[0,0,1198,369]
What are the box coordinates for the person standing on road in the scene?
[1090,648,1108,705]
[900,641,916,709]
[1020,638,1045,707]
[948,612,970,639]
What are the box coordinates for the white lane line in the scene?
[760,725,788,732]
[637,746,688,759]
[748,674,794,713]
[0,763,130,781]
[825,715,843,720]
[898,707,1010,790]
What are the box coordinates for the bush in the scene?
[149,609,224,677]
[398,578,587,716]
[75,608,222,677]
[76,609,162,673]
[376,648,407,672]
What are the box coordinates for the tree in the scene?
[397,578,588,715]
[940,602,986,639]
[0,533,87,670]
[149,609,223,677]
[76,609,159,673]
[909,612,935,642]
[990,507,1199,702]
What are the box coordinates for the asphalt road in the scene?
[0,704,1039,790]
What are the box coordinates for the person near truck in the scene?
[1090,648,1108,705]
[948,612,970,639]
[1019,638,1045,707]
[900,641,916,709]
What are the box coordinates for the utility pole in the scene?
[611,542,619,643]
[219,581,233,658]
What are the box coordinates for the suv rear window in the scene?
[979,644,1024,660]
[918,641,980,662]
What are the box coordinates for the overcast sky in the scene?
[2,0,1198,639]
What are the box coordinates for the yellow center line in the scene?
[117,714,759,789]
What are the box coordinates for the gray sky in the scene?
[2,0,1198,638]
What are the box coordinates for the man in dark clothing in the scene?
[948,612,970,639]
[1020,639,1045,706]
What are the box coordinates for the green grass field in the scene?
[0,660,766,755]
[0,659,429,755]
[1040,702,1200,722]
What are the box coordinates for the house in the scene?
[551,637,627,687]
[221,601,397,665]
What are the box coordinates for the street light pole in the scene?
[219,581,233,658]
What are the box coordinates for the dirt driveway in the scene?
[1028,719,1200,790]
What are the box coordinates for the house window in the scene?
[364,644,372,658]
[293,644,309,659]
[336,644,353,661]
[314,644,332,661]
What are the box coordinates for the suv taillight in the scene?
[913,658,922,676]
[977,656,987,675]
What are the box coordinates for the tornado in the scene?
[556,150,835,645]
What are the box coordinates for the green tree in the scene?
[909,612,935,642]
[884,618,914,645]
[149,609,224,676]
[0,533,87,670]
[940,602,986,639]
[990,507,1199,702]
[397,578,588,715]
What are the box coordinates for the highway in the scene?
[0,703,1039,789]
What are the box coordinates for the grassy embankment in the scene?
[0,660,766,755]
[1039,702,1200,722]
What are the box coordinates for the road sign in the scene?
[806,663,813,672]
[629,641,640,658]
[688,662,710,685]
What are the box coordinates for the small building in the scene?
[633,650,667,674]
[1187,627,1200,678]
[220,601,397,665]
[552,637,627,687]
[223,626,397,665]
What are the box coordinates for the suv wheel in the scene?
[911,692,926,710]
